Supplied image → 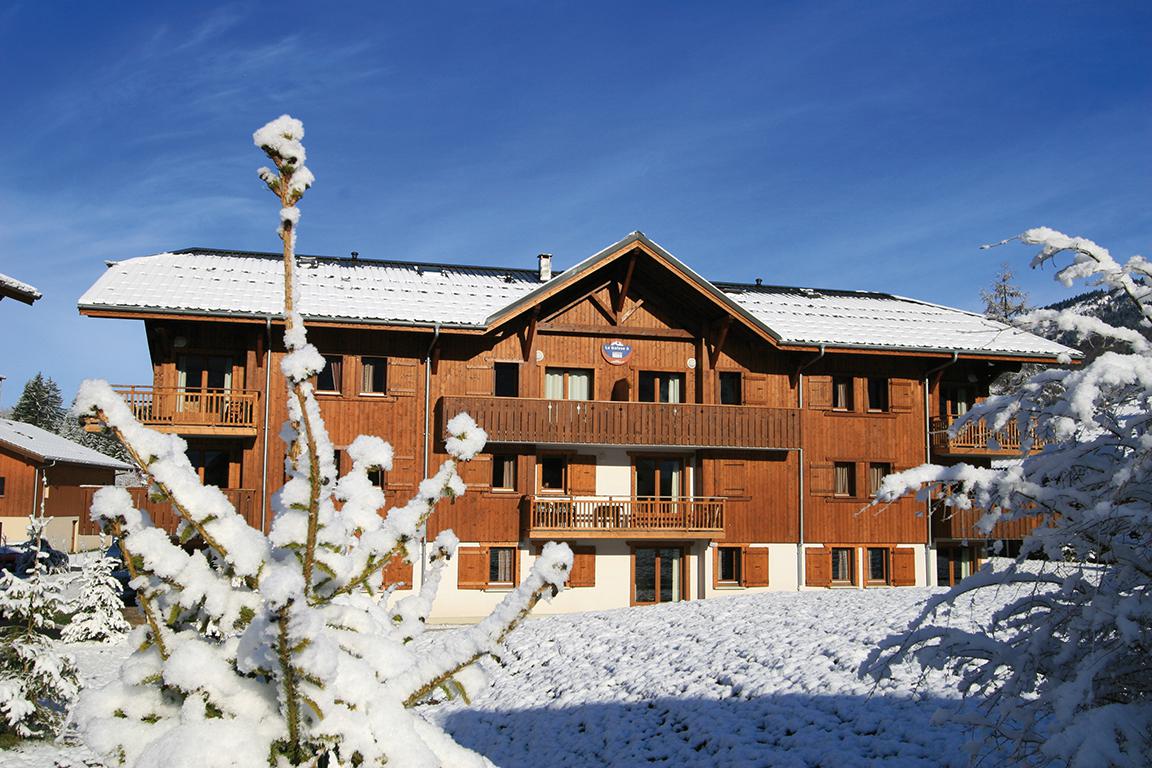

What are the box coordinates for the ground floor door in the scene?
[936,544,980,586]
[633,546,685,604]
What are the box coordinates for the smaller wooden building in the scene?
[0,418,130,552]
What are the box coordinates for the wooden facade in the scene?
[80,237,1063,595]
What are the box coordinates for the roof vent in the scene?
[755,278,763,286]
[538,253,553,282]
[298,256,318,269]
[351,251,359,260]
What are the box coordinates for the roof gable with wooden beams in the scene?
[483,232,783,349]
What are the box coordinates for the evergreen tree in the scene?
[61,546,130,643]
[9,373,65,433]
[0,514,80,739]
[980,262,1030,322]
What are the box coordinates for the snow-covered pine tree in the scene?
[72,115,573,768]
[0,512,80,739]
[864,228,1152,766]
[61,544,130,643]
[980,261,1030,322]
[10,373,65,433]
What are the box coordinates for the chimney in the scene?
[537,253,553,282]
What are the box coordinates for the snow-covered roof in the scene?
[0,272,42,304]
[78,237,1076,359]
[80,250,542,327]
[0,419,131,470]
[719,283,1075,358]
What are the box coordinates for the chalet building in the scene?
[77,232,1073,617]
[0,418,130,552]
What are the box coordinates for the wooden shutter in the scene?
[717,459,747,497]
[460,453,492,489]
[805,548,832,587]
[381,556,414,589]
[569,545,596,587]
[807,375,833,410]
[744,547,770,587]
[809,462,835,496]
[465,364,492,396]
[457,546,488,589]
[891,547,917,586]
[744,373,768,405]
[890,379,916,413]
[569,454,597,495]
[388,358,419,396]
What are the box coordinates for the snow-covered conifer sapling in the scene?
[62,542,131,643]
[0,501,80,739]
[72,115,573,768]
[864,228,1152,766]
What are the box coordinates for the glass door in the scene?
[633,546,683,605]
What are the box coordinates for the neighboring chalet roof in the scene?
[0,419,130,470]
[0,272,42,305]
[78,233,1077,360]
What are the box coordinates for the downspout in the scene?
[259,316,273,533]
[794,344,824,590]
[421,322,442,572]
[923,351,959,586]
[33,460,56,548]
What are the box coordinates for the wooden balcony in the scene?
[441,396,800,449]
[63,487,261,535]
[91,386,261,437]
[528,496,725,539]
[930,416,1041,457]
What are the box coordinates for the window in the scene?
[177,354,232,390]
[867,378,889,412]
[316,354,343,393]
[719,372,742,405]
[869,462,892,495]
[832,376,854,410]
[942,384,975,418]
[717,546,742,584]
[360,356,387,394]
[635,457,684,499]
[188,448,230,487]
[488,547,516,585]
[367,467,386,489]
[332,449,343,476]
[494,363,519,397]
[831,547,855,585]
[539,455,567,492]
[638,371,684,403]
[834,462,856,497]
[545,367,592,400]
[491,454,517,491]
[0,476,5,497]
[866,547,889,584]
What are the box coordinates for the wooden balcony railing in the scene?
[528,496,725,539]
[61,487,260,535]
[97,386,261,436]
[930,415,1042,456]
[441,396,800,449]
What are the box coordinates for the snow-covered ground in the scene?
[5,587,1000,767]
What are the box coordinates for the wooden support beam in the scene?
[709,315,732,368]
[520,307,540,362]
[541,279,613,324]
[538,322,694,340]
[619,297,645,325]
[613,251,638,318]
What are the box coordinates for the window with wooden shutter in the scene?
[361,356,387,394]
[466,364,492,396]
[569,546,596,587]
[890,379,916,412]
[718,460,747,497]
[569,455,597,495]
[891,547,917,586]
[744,373,768,405]
[744,547,770,587]
[805,548,832,587]
[714,545,743,587]
[381,555,413,589]
[460,454,492,490]
[456,546,488,589]
[809,462,835,496]
[388,358,419,396]
[807,375,833,410]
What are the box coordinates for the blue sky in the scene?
[0,0,1148,405]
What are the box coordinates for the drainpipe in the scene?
[259,316,273,533]
[33,460,55,548]
[794,344,823,590]
[923,351,959,586]
[421,322,442,573]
